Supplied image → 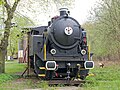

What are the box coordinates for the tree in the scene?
[7,13,34,57]
[0,0,20,73]
[17,0,74,25]
[85,0,120,60]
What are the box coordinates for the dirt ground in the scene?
[2,77,82,90]
[24,86,81,90]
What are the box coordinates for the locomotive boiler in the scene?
[29,8,94,80]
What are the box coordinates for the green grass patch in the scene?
[0,79,50,90]
[0,74,19,84]
[84,64,120,90]
[0,60,26,86]
[5,60,26,74]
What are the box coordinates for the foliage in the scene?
[17,0,75,25]
[0,0,21,73]
[0,0,3,5]
[83,0,120,60]
[7,13,34,56]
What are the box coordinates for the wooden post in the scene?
[27,32,30,76]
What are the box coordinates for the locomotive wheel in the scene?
[46,71,54,80]
[79,69,89,80]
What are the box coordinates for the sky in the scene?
[71,0,98,24]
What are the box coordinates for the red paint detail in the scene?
[83,37,87,43]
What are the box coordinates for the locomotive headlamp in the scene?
[84,61,94,69]
[46,61,56,70]
[50,49,56,55]
[64,26,73,35]
[81,49,86,55]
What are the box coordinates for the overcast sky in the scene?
[71,0,98,24]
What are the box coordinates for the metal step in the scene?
[39,67,46,70]
[38,74,46,77]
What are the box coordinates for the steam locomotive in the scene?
[29,8,94,80]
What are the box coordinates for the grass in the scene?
[0,79,49,90]
[5,60,26,74]
[83,64,120,90]
[0,60,26,86]
[0,74,18,84]
[0,60,50,90]
[0,60,120,90]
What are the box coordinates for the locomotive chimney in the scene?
[59,8,70,16]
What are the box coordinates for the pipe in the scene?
[88,45,90,60]
[44,44,46,61]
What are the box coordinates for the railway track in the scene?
[48,80,86,85]
[24,76,89,86]
[22,73,91,86]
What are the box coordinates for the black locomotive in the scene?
[29,8,94,80]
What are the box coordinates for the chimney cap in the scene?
[59,8,69,12]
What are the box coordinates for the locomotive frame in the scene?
[25,8,94,81]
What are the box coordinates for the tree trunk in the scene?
[0,50,6,73]
[0,0,20,73]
